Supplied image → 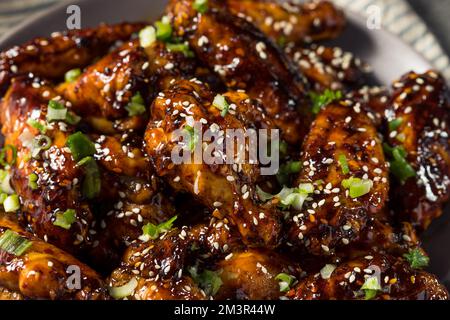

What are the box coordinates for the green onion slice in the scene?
[27,118,47,133]
[0,170,14,194]
[109,277,138,299]
[338,154,350,174]
[275,273,295,292]
[361,276,382,300]
[65,68,81,83]
[3,194,20,212]
[309,89,343,114]
[0,145,17,167]
[193,0,208,13]
[31,135,52,158]
[388,118,403,131]
[28,173,38,190]
[47,100,67,122]
[125,92,146,116]
[139,26,156,48]
[166,42,194,57]
[212,94,230,117]
[77,156,101,199]
[53,209,77,230]
[189,267,222,296]
[66,132,96,162]
[341,177,373,198]
[141,215,178,241]
[155,19,172,41]
[0,230,32,256]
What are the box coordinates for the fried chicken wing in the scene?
[226,0,345,44]
[386,71,450,230]
[145,79,282,247]
[0,23,144,95]
[288,101,389,255]
[288,252,448,300]
[0,77,94,254]
[0,212,106,300]
[167,0,311,144]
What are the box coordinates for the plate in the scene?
[0,0,448,289]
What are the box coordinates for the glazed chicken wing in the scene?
[226,0,346,44]
[385,71,450,230]
[167,0,311,145]
[288,252,448,300]
[0,212,106,300]
[288,101,389,256]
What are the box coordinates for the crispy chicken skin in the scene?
[109,220,239,300]
[226,0,346,44]
[288,253,448,300]
[0,22,145,95]
[288,101,389,255]
[145,79,282,247]
[0,77,94,254]
[0,213,106,300]
[386,71,450,230]
[167,0,311,145]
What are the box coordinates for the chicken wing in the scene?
[288,252,448,300]
[288,101,389,256]
[226,0,345,45]
[0,212,106,300]
[385,71,450,230]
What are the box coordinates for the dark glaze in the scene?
[0,77,94,254]
[288,253,448,300]
[386,71,450,230]
[0,22,145,95]
[167,0,311,145]
[0,213,107,300]
[288,101,389,256]
[226,0,345,44]
[145,79,282,247]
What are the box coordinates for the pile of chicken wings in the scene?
[0,0,448,300]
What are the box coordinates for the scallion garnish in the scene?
[31,135,52,158]
[27,118,47,133]
[141,215,178,241]
[383,144,416,183]
[0,170,14,194]
[77,156,101,199]
[109,277,138,299]
[0,193,7,204]
[53,209,76,230]
[184,125,198,151]
[66,132,96,161]
[212,94,230,117]
[47,100,67,122]
[0,230,32,256]
[193,0,209,13]
[360,276,382,300]
[125,92,146,116]
[65,68,81,83]
[166,42,194,57]
[3,194,20,213]
[275,273,296,292]
[155,17,172,41]
[189,266,222,296]
[320,264,336,279]
[139,26,156,48]
[276,161,302,185]
[65,111,81,125]
[0,145,17,167]
[28,173,38,190]
[309,89,343,114]
[403,248,429,269]
[388,118,403,131]
[341,177,373,198]
[338,154,349,174]
[257,183,314,211]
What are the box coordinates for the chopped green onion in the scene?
[3,194,20,212]
[193,0,208,13]
[279,140,288,156]
[27,118,47,133]
[309,89,343,114]
[189,266,222,296]
[66,132,96,162]
[0,170,14,194]
[28,173,38,190]
[0,230,32,256]
[139,26,156,48]
[338,154,349,174]
[184,125,198,151]
[396,133,406,143]
[155,19,172,41]
[141,215,177,241]
[125,92,146,116]
[31,135,52,158]
[388,118,403,131]
[166,42,194,57]
[53,209,76,230]
[403,248,429,269]
[361,276,382,300]
[0,193,7,204]
[277,36,287,47]
[212,94,230,117]
[277,161,302,185]
[275,273,295,292]
[65,68,81,83]
[0,145,17,167]
[77,156,101,199]
[65,111,81,125]
[341,177,373,198]
[387,145,416,184]
[320,264,336,279]
[256,186,275,202]
[47,100,67,122]
[109,277,138,299]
